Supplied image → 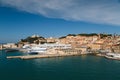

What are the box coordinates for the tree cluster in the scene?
[20,36,45,44]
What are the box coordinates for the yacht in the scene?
[105,53,120,60]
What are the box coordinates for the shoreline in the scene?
[6,52,120,61]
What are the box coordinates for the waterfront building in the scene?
[59,34,99,48]
[3,43,17,48]
[46,37,57,43]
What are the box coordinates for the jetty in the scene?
[7,54,81,60]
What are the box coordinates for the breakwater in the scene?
[7,54,81,60]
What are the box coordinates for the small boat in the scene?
[5,48,19,53]
[105,53,120,60]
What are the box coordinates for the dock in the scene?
[7,54,81,60]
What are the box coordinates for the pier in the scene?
[7,54,81,60]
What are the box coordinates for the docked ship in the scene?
[22,43,71,54]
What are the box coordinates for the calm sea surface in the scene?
[0,50,120,80]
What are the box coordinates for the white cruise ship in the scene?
[22,43,72,54]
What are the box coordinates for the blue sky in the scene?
[0,0,120,43]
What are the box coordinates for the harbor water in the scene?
[0,50,120,80]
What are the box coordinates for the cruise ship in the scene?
[22,43,72,54]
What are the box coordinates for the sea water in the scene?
[0,50,120,80]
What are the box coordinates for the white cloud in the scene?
[1,0,120,25]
